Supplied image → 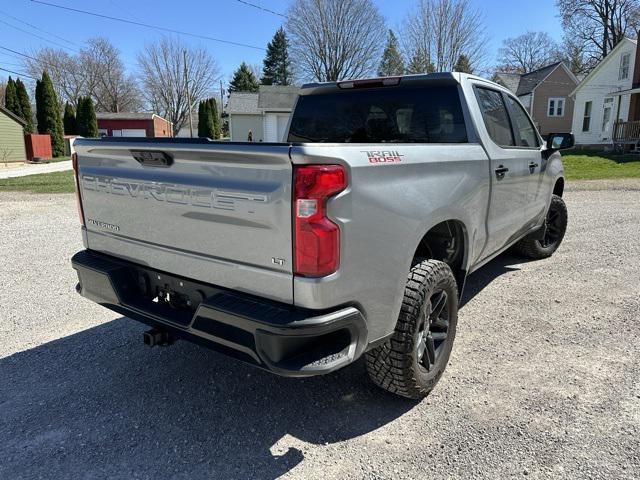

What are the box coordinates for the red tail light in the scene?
[293,165,347,277]
[72,153,85,226]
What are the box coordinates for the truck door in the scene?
[504,95,547,229]
[473,86,530,256]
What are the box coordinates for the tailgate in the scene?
[75,139,293,303]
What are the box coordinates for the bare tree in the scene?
[557,0,640,65]
[286,0,386,81]
[23,38,140,112]
[24,48,86,108]
[0,81,6,105]
[403,0,487,73]
[137,37,220,135]
[81,38,142,113]
[497,31,561,73]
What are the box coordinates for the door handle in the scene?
[495,165,509,180]
[528,162,539,173]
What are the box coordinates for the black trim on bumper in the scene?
[71,250,367,376]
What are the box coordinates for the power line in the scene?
[233,0,286,18]
[0,18,78,53]
[0,66,37,80]
[0,9,80,48]
[30,0,265,51]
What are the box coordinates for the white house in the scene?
[227,85,298,142]
[571,37,638,148]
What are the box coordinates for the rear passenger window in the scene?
[475,88,514,147]
[287,85,467,143]
[506,96,540,148]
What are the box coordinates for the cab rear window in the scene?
[287,85,467,144]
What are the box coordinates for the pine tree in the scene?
[76,96,98,138]
[261,27,293,86]
[35,71,64,156]
[208,98,220,139]
[406,49,435,74]
[63,102,77,135]
[197,100,215,138]
[229,62,259,92]
[453,54,473,74]
[15,78,34,134]
[378,30,405,76]
[4,77,21,119]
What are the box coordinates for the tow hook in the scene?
[143,328,175,347]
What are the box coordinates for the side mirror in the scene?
[546,132,574,151]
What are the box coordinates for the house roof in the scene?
[493,72,521,94]
[515,62,562,96]
[258,85,299,110]
[227,92,259,114]
[0,105,26,126]
[570,37,638,97]
[228,85,299,115]
[95,112,171,123]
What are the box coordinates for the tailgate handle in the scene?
[131,150,173,167]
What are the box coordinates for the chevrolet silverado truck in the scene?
[71,73,571,399]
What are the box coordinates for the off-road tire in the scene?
[514,194,568,259]
[365,259,458,399]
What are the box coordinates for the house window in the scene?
[548,97,565,117]
[582,101,592,132]
[619,53,631,80]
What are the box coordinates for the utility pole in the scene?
[220,80,225,139]
[183,49,193,138]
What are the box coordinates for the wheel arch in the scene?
[412,219,469,297]
[553,176,565,197]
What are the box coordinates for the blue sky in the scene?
[0,0,563,84]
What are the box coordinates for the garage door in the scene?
[121,129,147,137]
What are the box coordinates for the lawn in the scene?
[0,170,75,194]
[561,150,640,180]
[0,150,638,194]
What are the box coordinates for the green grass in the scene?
[0,150,638,194]
[0,170,75,193]
[562,150,640,180]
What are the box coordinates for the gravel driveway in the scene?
[0,181,638,480]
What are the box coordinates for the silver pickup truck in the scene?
[71,73,571,399]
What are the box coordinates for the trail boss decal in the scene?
[361,150,404,164]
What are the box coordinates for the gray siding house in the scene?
[227,85,298,142]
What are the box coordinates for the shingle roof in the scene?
[227,92,259,114]
[494,72,521,94]
[227,86,299,115]
[0,105,26,125]
[258,85,298,110]
[95,112,169,122]
[515,62,562,96]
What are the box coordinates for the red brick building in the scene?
[96,113,173,138]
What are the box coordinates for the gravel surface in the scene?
[1,182,639,480]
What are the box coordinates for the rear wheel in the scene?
[514,194,568,259]
[366,259,458,399]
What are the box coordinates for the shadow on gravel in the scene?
[460,253,535,307]
[0,253,525,479]
[0,319,416,479]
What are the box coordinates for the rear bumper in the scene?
[71,250,367,377]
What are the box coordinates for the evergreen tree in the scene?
[15,78,34,134]
[406,49,435,74]
[76,96,98,138]
[4,77,21,118]
[453,54,473,74]
[63,102,77,135]
[208,98,220,139]
[261,27,293,85]
[378,30,405,76]
[197,100,215,138]
[229,62,259,92]
[35,71,64,156]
